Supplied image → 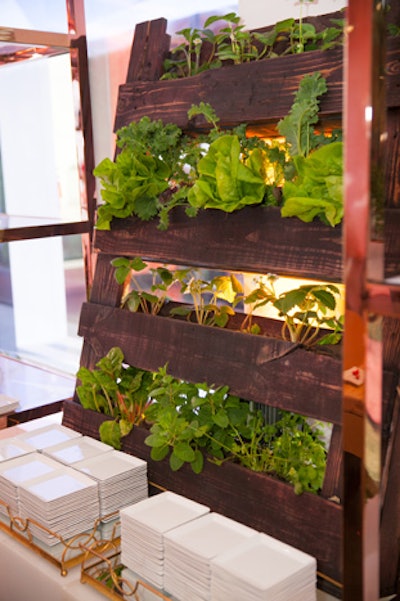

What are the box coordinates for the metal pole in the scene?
[342,0,387,598]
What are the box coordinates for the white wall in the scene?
[239,0,347,29]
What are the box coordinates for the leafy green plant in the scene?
[170,272,241,327]
[111,256,343,345]
[281,141,343,226]
[240,275,343,345]
[111,256,186,315]
[273,281,343,345]
[93,73,342,230]
[161,10,343,80]
[277,71,343,226]
[144,364,328,493]
[76,347,153,449]
[93,117,198,231]
[76,350,328,494]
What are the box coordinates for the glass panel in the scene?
[0,236,86,376]
[0,52,85,225]
[2,0,68,34]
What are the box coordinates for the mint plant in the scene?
[77,349,328,494]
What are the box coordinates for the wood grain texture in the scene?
[94,206,343,281]
[77,302,343,423]
[115,37,400,132]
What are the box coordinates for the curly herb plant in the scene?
[76,349,328,495]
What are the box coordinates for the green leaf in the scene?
[277,72,328,157]
[169,452,185,471]
[150,445,170,461]
[173,442,196,462]
[312,289,337,310]
[119,419,133,438]
[274,289,308,314]
[99,420,121,450]
[191,449,204,474]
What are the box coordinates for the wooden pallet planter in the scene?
[63,13,400,599]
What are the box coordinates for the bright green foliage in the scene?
[93,73,343,230]
[77,350,328,494]
[144,364,328,493]
[277,71,328,157]
[281,141,343,226]
[112,258,343,346]
[273,281,343,345]
[76,347,153,449]
[93,117,196,231]
[111,257,184,315]
[161,11,343,79]
[277,72,343,226]
[187,135,267,212]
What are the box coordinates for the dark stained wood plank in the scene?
[115,47,344,131]
[322,424,343,500]
[77,302,343,424]
[125,18,170,84]
[0,220,89,243]
[115,37,400,132]
[94,206,343,282]
[89,252,124,306]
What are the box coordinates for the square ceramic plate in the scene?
[43,435,113,465]
[0,438,36,462]
[0,452,61,484]
[15,424,82,450]
[120,491,210,533]
[73,449,147,480]
[163,512,257,560]
[211,532,316,591]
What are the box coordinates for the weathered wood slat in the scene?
[94,206,343,281]
[77,301,343,424]
[115,47,344,131]
[115,37,400,131]
[125,18,170,84]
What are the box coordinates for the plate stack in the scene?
[73,450,148,518]
[0,438,36,463]
[163,512,257,601]
[210,532,317,601]
[0,452,61,518]
[17,467,100,546]
[15,424,82,451]
[42,435,113,466]
[120,491,210,590]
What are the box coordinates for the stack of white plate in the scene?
[163,512,257,601]
[42,435,113,466]
[210,532,317,601]
[18,466,100,546]
[0,438,36,463]
[73,450,148,518]
[14,424,82,451]
[120,491,210,590]
[0,452,61,517]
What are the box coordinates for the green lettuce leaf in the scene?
[188,135,266,212]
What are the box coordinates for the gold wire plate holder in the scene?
[0,498,120,576]
[80,538,174,601]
